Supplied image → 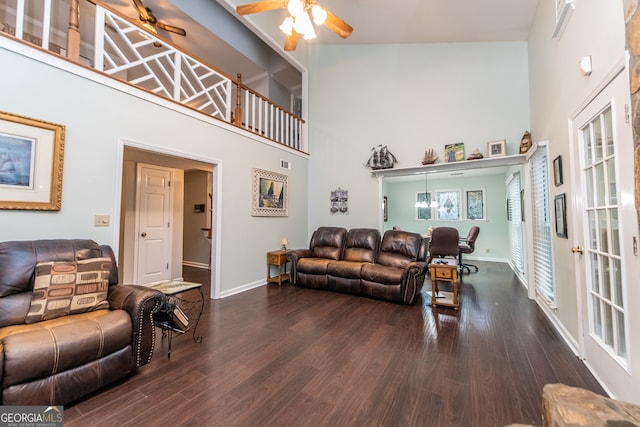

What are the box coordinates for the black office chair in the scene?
[459,226,480,273]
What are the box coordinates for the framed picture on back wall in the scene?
[465,189,485,220]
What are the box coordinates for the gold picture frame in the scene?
[0,111,65,210]
[251,168,288,217]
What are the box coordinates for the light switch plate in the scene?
[94,214,110,226]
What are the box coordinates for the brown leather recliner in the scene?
[288,227,428,304]
[0,239,165,405]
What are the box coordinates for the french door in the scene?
[571,66,640,401]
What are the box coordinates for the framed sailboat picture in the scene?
[0,111,65,210]
[252,168,288,216]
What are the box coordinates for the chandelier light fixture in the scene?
[279,0,327,40]
[415,173,439,209]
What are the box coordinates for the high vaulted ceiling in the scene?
[97,0,540,96]
[225,0,541,44]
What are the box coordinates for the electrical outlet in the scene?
[94,214,110,226]
[485,248,490,254]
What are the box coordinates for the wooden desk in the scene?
[430,258,459,310]
[267,250,290,285]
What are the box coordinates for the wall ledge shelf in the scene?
[370,154,526,178]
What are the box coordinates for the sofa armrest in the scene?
[401,261,429,304]
[286,249,312,285]
[109,285,165,367]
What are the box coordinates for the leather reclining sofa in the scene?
[287,227,429,304]
[0,239,165,405]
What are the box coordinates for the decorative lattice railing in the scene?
[0,0,305,151]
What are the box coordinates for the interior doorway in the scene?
[118,144,218,299]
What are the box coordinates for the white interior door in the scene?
[571,67,640,401]
[135,163,173,284]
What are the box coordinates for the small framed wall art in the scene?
[252,168,288,216]
[487,139,506,158]
[0,110,65,210]
[554,193,567,238]
[553,155,563,186]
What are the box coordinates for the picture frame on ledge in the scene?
[251,168,288,217]
[0,110,65,211]
[444,142,465,162]
[487,139,506,158]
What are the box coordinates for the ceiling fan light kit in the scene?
[237,0,352,51]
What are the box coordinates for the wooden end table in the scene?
[267,250,290,285]
[430,258,459,310]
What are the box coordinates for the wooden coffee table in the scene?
[430,258,459,310]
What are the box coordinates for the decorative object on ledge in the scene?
[487,139,506,158]
[365,145,397,170]
[519,131,532,154]
[370,153,527,178]
[252,168,288,217]
[466,148,484,160]
[0,110,65,211]
[444,142,465,162]
[553,155,563,186]
[422,149,438,165]
[330,187,348,214]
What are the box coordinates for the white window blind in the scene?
[507,173,523,273]
[530,146,555,305]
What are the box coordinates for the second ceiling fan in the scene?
[236,0,353,51]
[132,0,187,37]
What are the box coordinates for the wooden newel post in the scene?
[234,73,243,126]
[66,0,81,62]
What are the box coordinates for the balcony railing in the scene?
[0,0,305,152]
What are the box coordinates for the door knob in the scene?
[571,246,584,254]
[141,232,147,237]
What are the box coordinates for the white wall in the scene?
[528,1,626,347]
[0,42,309,296]
[307,42,531,234]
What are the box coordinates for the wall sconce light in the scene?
[579,56,592,76]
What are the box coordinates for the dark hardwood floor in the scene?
[64,261,605,427]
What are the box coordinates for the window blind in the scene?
[507,173,524,273]
[530,146,555,305]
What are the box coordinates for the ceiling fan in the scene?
[132,0,187,37]
[236,0,353,51]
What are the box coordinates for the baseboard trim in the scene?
[220,279,266,298]
[182,261,210,269]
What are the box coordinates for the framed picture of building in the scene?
[252,168,288,216]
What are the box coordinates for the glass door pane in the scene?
[581,105,626,360]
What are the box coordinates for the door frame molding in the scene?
[113,138,222,300]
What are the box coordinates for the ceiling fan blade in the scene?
[237,0,287,16]
[156,21,187,36]
[132,0,151,22]
[284,30,299,51]
[323,9,353,39]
